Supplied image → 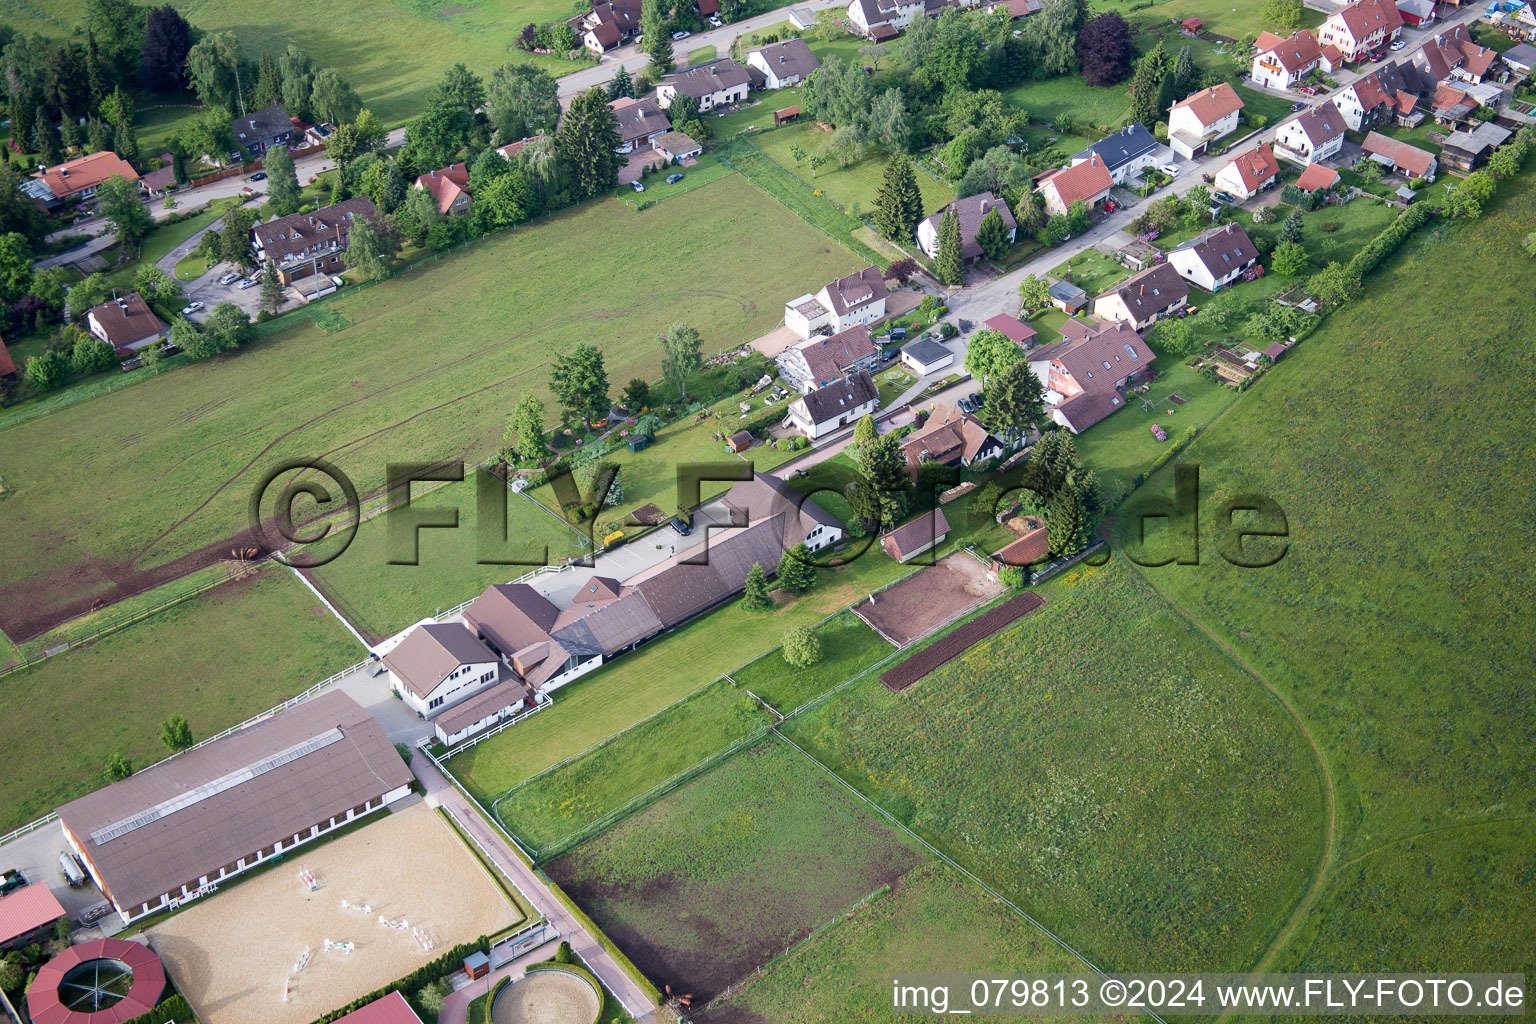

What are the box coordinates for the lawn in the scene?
[1049,247,1131,299]
[729,609,893,713]
[873,364,918,409]
[698,860,1120,1023]
[0,176,858,640]
[0,567,362,831]
[1129,0,1325,42]
[492,679,774,857]
[104,202,230,291]
[308,473,591,641]
[8,0,583,127]
[545,740,926,1002]
[1121,172,1536,976]
[752,121,956,217]
[781,560,1325,975]
[688,44,718,64]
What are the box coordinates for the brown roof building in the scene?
[991,517,1049,570]
[252,196,379,283]
[56,691,413,923]
[382,622,498,701]
[1361,131,1438,178]
[881,508,951,563]
[900,404,1005,470]
[1093,262,1189,329]
[777,323,879,392]
[1028,320,1152,433]
[611,95,671,151]
[917,192,1018,262]
[1036,154,1115,216]
[85,293,167,354]
[29,151,139,207]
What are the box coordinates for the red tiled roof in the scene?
[992,519,1049,567]
[1038,154,1114,207]
[1320,43,1345,65]
[32,151,139,199]
[1294,162,1340,190]
[1329,0,1403,42]
[1361,131,1436,175]
[1169,82,1244,126]
[0,883,65,945]
[1226,142,1279,193]
[1255,29,1322,73]
[415,162,470,214]
[983,314,1038,346]
[0,338,16,378]
[28,939,164,1024]
[334,991,425,1024]
[1181,16,1203,30]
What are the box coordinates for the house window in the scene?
[480,671,494,683]
[1103,361,1112,369]
[1085,371,1093,378]
[429,695,444,709]
[1125,344,1139,360]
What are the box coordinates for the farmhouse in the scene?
[1027,320,1153,433]
[1071,123,1162,185]
[24,151,140,208]
[1167,222,1259,292]
[1414,24,1500,82]
[86,293,167,355]
[610,95,671,153]
[55,690,412,924]
[983,313,1038,348]
[1273,101,1348,165]
[1167,82,1244,159]
[231,104,296,153]
[916,193,1017,262]
[252,196,379,284]
[901,337,955,375]
[1250,30,1324,89]
[654,131,703,162]
[777,324,879,392]
[785,369,879,439]
[882,508,952,563]
[1035,153,1115,216]
[1318,0,1404,61]
[656,60,751,111]
[784,265,888,339]
[0,883,65,951]
[1440,119,1513,170]
[747,38,820,88]
[1361,131,1438,179]
[1093,262,1188,329]
[1214,142,1281,200]
[900,404,1005,470]
[415,163,472,215]
[383,621,500,717]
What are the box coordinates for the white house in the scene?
[1318,0,1404,62]
[656,59,751,111]
[777,324,880,392]
[85,293,167,354]
[1166,223,1259,292]
[382,622,500,717]
[784,265,888,339]
[900,337,955,376]
[1214,142,1281,200]
[1273,101,1348,165]
[1092,262,1189,330]
[1036,153,1115,216]
[785,369,879,439]
[746,37,820,89]
[1250,29,1323,89]
[1166,82,1244,159]
[1026,320,1153,434]
[432,682,539,746]
[846,0,923,37]
[1070,123,1162,185]
[916,193,1017,263]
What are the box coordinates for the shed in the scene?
[0,883,67,950]
[1395,185,1416,203]
[881,508,952,563]
[901,338,955,375]
[1048,279,1088,314]
[1181,16,1203,33]
[727,429,754,453]
[463,951,491,980]
[983,314,1039,348]
[774,106,801,126]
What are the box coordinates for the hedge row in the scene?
[535,873,662,1007]
[119,994,192,1024]
[1346,202,1433,282]
[307,937,490,1024]
[485,976,510,1024]
[1134,425,1199,488]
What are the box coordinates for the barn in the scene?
[55,691,413,925]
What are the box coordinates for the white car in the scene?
[180,301,203,315]
[1390,39,1406,50]
[237,277,260,290]
[1158,163,1181,178]
[218,272,241,285]
[672,30,691,39]
[709,15,722,25]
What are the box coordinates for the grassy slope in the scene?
[752,121,956,217]
[0,177,858,625]
[783,561,1324,974]
[730,609,892,713]
[0,567,361,830]
[1122,176,1536,974]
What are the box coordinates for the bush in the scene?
[485,977,510,1024]
[998,565,1027,589]
[782,624,823,668]
[1319,220,1339,232]
[938,322,958,339]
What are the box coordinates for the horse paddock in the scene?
[854,552,1004,647]
[148,802,521,1024]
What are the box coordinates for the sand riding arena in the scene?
[491,968,602,1024]
[853,552,1004,647]
[148,802,522,1024]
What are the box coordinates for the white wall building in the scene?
[1166,83,1244,159]
[1273,101,1348,165]
[1166,223,1260,292]
[382,622,501,717]
[785,370,879,440]
[783,265,889,340]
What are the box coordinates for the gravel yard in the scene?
[148,802,521,1024]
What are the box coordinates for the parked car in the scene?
[239,185,259,198]
[1158,163,1180,178]
[709,14,722,25]
[666,172,684,184]
[250,171,268,181]
[630,180,645,192]
[958,395,976,413]
[1291,101,1305,111]
[670,517,692,536]
[218,272,242,284]
[671,30,691,39]
[238,277,260,289]
[1389,39,1406,50]
[1295,84,1317,95]
[181,301,204,315]
[1212,189,1236,205]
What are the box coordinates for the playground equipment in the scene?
[323,939,355,955]
[282,979,291,1004]
[292,946,311,975]
[298,868,318,892]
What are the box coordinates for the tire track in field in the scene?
[126,310,608,568]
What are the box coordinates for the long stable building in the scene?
[56,691,412,924]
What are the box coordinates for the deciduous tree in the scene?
[964,327,1024,387]
[1019,272,1051,312]
[185,32,247,113]
[1262,0,1304,30]
[310,67,362,126]
[1271,239,1308,276]
[781,623,822,666]
[1078,12,1133,87]
[0,233,33,303]
[550,343,610,423]
[160,715,194,751]
[98,174,153,250]
[660,321,703,401]
[343,213,395,280]
[487,63,562,142]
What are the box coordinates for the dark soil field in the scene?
[853,553,1003,647]
[880,591,1045,691]
[545,741,924,1002]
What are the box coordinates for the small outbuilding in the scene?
[654,131,703,162]
[982,314,1038,348]
[881,508,951,563]
[0,882,66,951]
[727,429,754,453]
[1048,279,1088,314]
[901,338,955,376]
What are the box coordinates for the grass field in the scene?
[308,473,590,640]
[751,121,956,218]
[1049,248,1130,299]
[729,609,892,713]
[545,740,926,1001]
[782,561,1325,973]
[699,860,1119,1023]
[493,679,773,855]
[7,0,582,127]
[0,567,361,831]
[1122,173,1536,976]
[0,176,858,639]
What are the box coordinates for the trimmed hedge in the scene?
[535,873,662,1006]
[308,937,490,1024]
[524,962,604,1024]
[485,976,510,1024]
[1345,202,1433,282]
[119,994,192,1024]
